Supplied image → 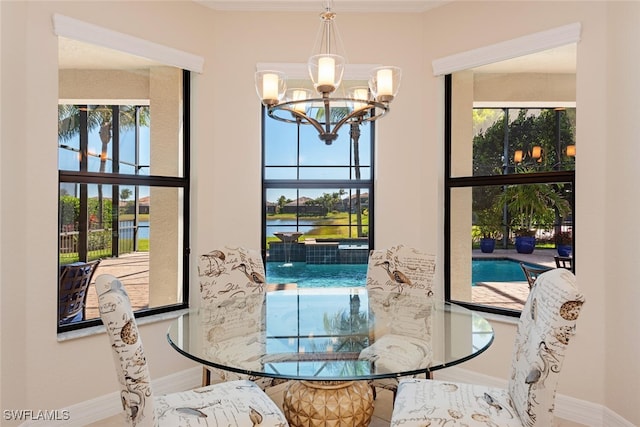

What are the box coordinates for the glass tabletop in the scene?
[167,287,494,381]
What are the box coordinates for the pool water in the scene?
[472,258,544,284]
[266,262,367,288]
[266,258,544,288]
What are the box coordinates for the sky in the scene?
[58,104,373,202]
[264,109,373,202]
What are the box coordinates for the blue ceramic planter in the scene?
[480,238,496,253]
[557,245,572,257]
[515,236,536,254]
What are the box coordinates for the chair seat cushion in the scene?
[359,334,433,373]
[155,380,288,426]
[391,378,524,426]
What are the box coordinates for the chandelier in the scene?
[254,2,401,145]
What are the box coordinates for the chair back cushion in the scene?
[509,268,585,426]
[366,245,436,297]
[95,274,156,427]
[198,246,266,306]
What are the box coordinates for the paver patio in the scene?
[82,248,562,319]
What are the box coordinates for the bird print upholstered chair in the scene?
[390,268,585,427]
[366,245,436,297]
[198,246,279,389]
[363,245,437,398]
[95,274,289,427]
[199,246,267,305]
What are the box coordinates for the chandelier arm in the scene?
[329,110,369,138]
[267,98,390,144]
[273,106,327,137]
[323,96,332,137]
[270,98,389,123]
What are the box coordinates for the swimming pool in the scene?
[472,258,545,284]
[266,262,367,288]
[266,258,544,288]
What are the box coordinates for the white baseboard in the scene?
[19,367,202,427]
[433,367,635,427]
[22,366,634,427]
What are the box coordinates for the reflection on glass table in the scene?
[167,288,494,427]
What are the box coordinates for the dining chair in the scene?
[390,268,585,427]
[95,274,289,427]
[366,245,436,297]
[58,259,101,324]
[198,246,282,389]
[363,245,436,399]
[519,262,553,290]
[555,255,573,270]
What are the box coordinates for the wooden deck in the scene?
[83,249,560,319]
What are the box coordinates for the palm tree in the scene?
[496,173,571,234]
[314,106,367,238]
[58,104,150,258]
[59,105,149,224]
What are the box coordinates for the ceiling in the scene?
[58,1,576,74]
[471,44,576,74]
[193,0,450,13]
[58,37,165,70]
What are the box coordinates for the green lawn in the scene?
[266,212,369,244]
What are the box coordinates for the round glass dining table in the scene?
[167,287,494,426]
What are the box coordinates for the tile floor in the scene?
[86,381,393,426]
[87,381,585,426]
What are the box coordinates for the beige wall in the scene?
[604,0,640,421]
[423,1,638,424]
[1,0,638,425]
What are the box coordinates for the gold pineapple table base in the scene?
[283,380,374,427]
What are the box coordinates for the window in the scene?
[58,70,190,332]
[262,102,374,284]
[445,74,576,317]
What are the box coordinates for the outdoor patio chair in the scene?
[519,262,553,289]
[58,259,101,324]
[555,255,573,270]
[94,274,288,427]
[364,245,436,399]
[390,268,585,427]
[198,246,284,389]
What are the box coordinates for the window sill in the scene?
[57,308,189,342]
[475,310,519,326]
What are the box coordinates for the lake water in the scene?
[266,219,318,238]
[133,219,312,240]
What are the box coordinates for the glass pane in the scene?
[299,167,352,180]
[264,118,300,167]
[86,105,114,173]
[450,95,576,177]
[119,106,150,175]
[59,184,184,325]
[264,166,298,180]
[58,106,81,171]
[299,131,351,166]
[450,183,572,310]
[350,166,371,180]
[469,108,576,177]
[265,187,370,266]
[58,105,151,175]
[264,109,372,171]
[58,73,183,178]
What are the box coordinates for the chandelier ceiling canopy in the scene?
[255,1,401,144]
